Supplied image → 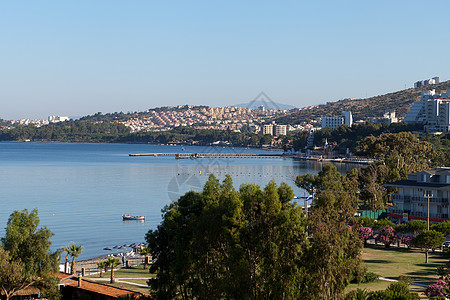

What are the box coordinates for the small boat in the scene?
[122,214,145,221]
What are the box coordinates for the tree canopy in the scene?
[0,209,60,300]
[148,173,363,299]
[413,230,445,263]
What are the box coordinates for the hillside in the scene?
[276,80,450,124]
[234,100,296,110]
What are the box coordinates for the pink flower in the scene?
[359,227,373,240]
[425,280,449,297]
[376,226,397,247]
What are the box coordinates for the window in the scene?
[421,174,427,182]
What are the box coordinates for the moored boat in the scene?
[122,214,145,220]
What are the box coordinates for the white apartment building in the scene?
[404,89,450,132]
[263,124,274,135]
[414,77,440,88]
[262,122,287,137]
[274,124,287,137]
[48,115,69,123]
[321,111,353,129]
[386,168,450,222]
[369,111,399,125]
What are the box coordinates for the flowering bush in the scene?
[425,279,449,298]
[376,226,397,248]
[359,227,373,245]
[401,235,414,248]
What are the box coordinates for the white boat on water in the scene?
[122,214,145,221]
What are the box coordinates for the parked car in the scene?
[443,241,450,249]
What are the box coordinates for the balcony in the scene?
[411,196,449,204]
[392,194,449,205]
[391,194,411,203]
[411,211,449,219]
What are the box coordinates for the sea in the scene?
[0,142,360,261]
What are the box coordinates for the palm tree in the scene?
[63,243,83,275]
[106,256,120,283]
[96,262,105,278]
[139,247,150,269]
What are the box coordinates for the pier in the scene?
[129,153,285,159]
[128,152,375,164]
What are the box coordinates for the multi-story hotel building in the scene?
[386,168,450,222]
[404,89,450,133]
[321,111,353,129]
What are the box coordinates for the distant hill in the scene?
[275,80,450,124]
[234,91,297,110]
[234,100,296,110]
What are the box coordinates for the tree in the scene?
[357,132,436,210]
[0,248,25,300]
[296,165,363,299]
[63,243,83,275]
[431,221,450,236]
[147,175,309,299]
[0,209,60,300]
[106,257,120,283]
[372,219,395,231]
[413,230,445,263]
[96,262,105,278]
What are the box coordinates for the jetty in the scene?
[129,153,284,159]
[128,152,376,164]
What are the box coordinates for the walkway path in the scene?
[88,277,153,288]
[379,277,428,288]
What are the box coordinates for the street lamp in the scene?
[424,190,433,230]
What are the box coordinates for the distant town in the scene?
[1,76,449,140]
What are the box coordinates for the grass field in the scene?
[86,265,155,294]
[87,265,156,279]
[346,244,447,298]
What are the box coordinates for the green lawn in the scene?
[87,265,156,279]
[346,245,447,297]
[86,265,156,294]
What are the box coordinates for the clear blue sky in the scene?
[1,1,449,120]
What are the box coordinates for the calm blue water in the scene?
[0,142,359,260]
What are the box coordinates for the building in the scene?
[263,124,274,135]
[414,77,440,88]
[386,168,450,223]
[274,124,287,137]
[59,273,150,300]
[49,115,69,123]
[321,111,353,129]
[404,89,450,132]
[262,122,287,137]
[369,111,399,125]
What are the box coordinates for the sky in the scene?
[1,1,450,120]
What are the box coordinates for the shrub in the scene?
[373,219,395,230]
[401,235,414,248]
[360,272,379,283]
[368,281,419,299]
[436,265,448,279]
[376,226,397,248]
[360,227,373,240]
[345,288,369,300]
[425,279,449,298]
